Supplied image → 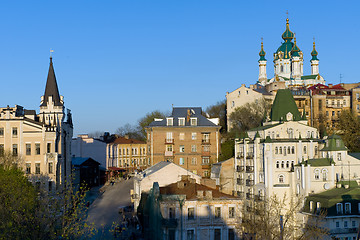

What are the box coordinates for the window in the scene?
[12,144,18,156]
[275,147,278,154]
[190,118,197,126]
[279,147,282,154]
[180,145,185,153]
[303,146,307,154]
[187,230,194,240]
[228,229,235,240]
[26,163,31,174]
[47,143,51,153]
[191,145,196,152]
[336,203,343,214]
[179,133,185,140]
[179,158,185,165]
[336,221,339,228]
[178,118,185,126]
[203,145,210,152]
[35,163,40,174]
[35,144,40,155]
[202,157,210,165]
[316,202,321,212]
[345,203,351,214]
[352,221,356,227]
[286,161,289,168]
[204,170,210,177]
[188,207,195,220]
[231,101,235,107]
[278,174,284,183]
[166,145,173,152]
[314,169,320,180]
[166,118,173,126]
[276,161,279,169]
[191,157,197,165]
[0,128,3,136]
[322,169,328,181]
[202,133,210,143]
[310,201,314,212]
[169,207,175,219]
[291,146,295,154]
[214,229,221,240]
[0,144,3,156]
[48,162,53,174]
[281,161,284,168]
[191,133,197,140]
[344,221,348,228]
[48,181,53,191]
[215,207,221,218]
[169,229,175,240]
[337,153,341,161]
[229,207,235,218]
[12,127,18,137]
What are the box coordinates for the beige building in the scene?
[0,57,73,190]
[145,107,221,178]
[106,136,147,171]
[211,157,235,195]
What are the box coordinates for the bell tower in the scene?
[258,39,267,84]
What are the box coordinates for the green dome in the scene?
[259,41,266,61]
[275,41,294,60]
[311,41,319,61]
[282,18,294,42]
[291,38,301,57]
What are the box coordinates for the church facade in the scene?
[0,57,73,190]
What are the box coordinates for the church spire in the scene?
[311,40,319,60]
[311,38,320,75]
[282,18,294,42]
[259,39,266,61]
[41,57,63,107]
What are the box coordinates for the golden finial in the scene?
[286,10,289,22]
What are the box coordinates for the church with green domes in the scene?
[258,18,325,88]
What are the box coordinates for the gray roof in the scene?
[349,152,360,160]
[148,107,219,127]
[141,161,172,177]
[253,84,272,95]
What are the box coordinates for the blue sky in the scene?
[1,1,359,135]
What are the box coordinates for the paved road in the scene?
[87,179,134,239]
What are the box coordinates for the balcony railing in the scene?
[201,139,210,145]
[201,164,211,169]
[246,152,254,158]
[201,151,211,156]
[237,178,244,185]
[246,166,254,173]
[246,179,254,186]
[236,166,244,172]
[326,104,344,109]
[165,139,174,144]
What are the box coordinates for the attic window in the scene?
[190,118,197,126]
[178,118,185,126]
[336,140,340,147]
[167,118,173,126]
[336,203,343,214]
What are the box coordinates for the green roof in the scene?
[255,131,260,139]
[299,158,335,167]
[320,134,347,151]
[301,75,318,80]
[259,41,266,61]
[275,41,294,59]
[264,136,272,143]
[311,41,319,61]
[281,18,294,42]
[270,89,301,121]
[304,181,360,216]
[249,123,281,132]
[349,152,360,160]
[290,39,301,57]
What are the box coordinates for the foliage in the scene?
[336,110,360,152]
[218,140,234,161]
[205,100,227,133]
[116,123,143,140]
[239,194,328,240]
[228,99,270,134]
[138,110,166,139]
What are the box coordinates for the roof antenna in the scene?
[340,74,343,83]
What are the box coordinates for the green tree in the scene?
[218,139,234,162]
[229,99,270,134]
[138,110,166,140]
[336,110,360,152]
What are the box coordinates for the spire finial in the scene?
[286,10,289,22]
[50,49,54,62]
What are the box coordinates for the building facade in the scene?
[0,57,73,189]
[145,107,221,178]
[106,136,147,171]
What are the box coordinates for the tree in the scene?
[239,194,328,240]
[116,123,143,140]
[138,110,166,140]
[218,139,234,162]
[336,110,360,152]
[229,99,270,134]
[205,100,227,133]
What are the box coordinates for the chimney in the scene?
[124,135,129,139]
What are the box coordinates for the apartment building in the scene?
[145,107,221,178]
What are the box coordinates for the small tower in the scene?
[290,36,303,80]
[258,39,267,83]
[310,40,319,75]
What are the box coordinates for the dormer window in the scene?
[178,118,185,126]
[336,203,343,214]
[167,118,173,126]
[345,203,351,214]
[190,118,197,126]
[336,140,340,147]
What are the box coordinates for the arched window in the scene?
[278,174,284,183]
[276,161,280,168]
[314,169,320,180]
[280,65,284,73]
[275,147,278,154]
[284,147,287,156]
[322,169,328,181]
[303,146,307,154]
[287,146,291,154]
[286,161,289,168]
[281,161,284,168]
[292,146,295,154]
[279,147,282,154]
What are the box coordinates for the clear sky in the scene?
[1,1,359,135]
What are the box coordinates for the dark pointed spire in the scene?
[41,57,63,107]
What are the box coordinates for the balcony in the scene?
[201,164,211,169]
[326,104,344,109]
[236,191,244,199]
[236,153,244,159]
[246,152,254,159]
[165,139,174,144]
[237,178,244,185]
[236,166,244,172]
[246,166,254,173]
[254,195,264,201]
[201,151,211,156]
[201,139,210,145]
[165,151,174,156]
[246,179,254,186]
[246,193,254,200]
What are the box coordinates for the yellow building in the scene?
[106,136,147,171]
[0,57,73,190]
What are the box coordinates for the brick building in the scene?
[145,107,221,178]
